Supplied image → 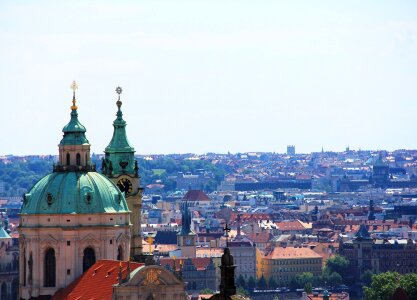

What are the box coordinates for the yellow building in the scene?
[259,247,322,285]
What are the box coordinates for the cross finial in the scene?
[116,86,123,109]
[223,223,231,247]
[70,80,78,110]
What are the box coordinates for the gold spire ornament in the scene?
[70,80,78,110]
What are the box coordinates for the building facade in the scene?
[260,247,322,285]
[19,85,131,299]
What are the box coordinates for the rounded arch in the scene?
[66,153,70,165]
[76,153,81,166]
[44,248,56,287]
[11,279,18,300]
[23,247,27,286]
[83,247,96,272]
[0,282,6,300]
[117,245,123,261]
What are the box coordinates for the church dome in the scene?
[21,171,129,215]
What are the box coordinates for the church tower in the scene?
[177,203,196,258]
[19,82,131,299]
[102,87,143,260]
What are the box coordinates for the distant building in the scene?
[260,247,323,284]
[287,145,296,156]
[340,224,417,279]
[0,223,18,300]
[160,257,216,293]
[175,171,213,190]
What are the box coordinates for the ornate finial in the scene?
[70,80,78,110]
[116,86,123,109]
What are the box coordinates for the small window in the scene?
[67,241,71,246]
[67,269,71,275]
[66,153,70,165]
[110,240,113,245]
[76,153,81,166]
[47,193,53,205]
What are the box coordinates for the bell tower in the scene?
[103,86,143,259]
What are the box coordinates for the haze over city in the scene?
[1,1,417,155]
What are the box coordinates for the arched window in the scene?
[83,247,96,272]
[117,246,123,261]
[23,248,26,286]
[0,282,6,300]
[44,248,56,287]
[66,153,70,165]
[11,279,18,300]
[76,153,81,166]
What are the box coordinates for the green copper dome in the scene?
[21,172,129,215]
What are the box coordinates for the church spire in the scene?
[56,81,92,171]
[104,86,135,175]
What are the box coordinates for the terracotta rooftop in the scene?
[183,190,211,201]
[266,247,323,260]
[52,260,144,300]
[246,232,272,244]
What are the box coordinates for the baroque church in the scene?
[18,82,145,299]
[18,82,243,300]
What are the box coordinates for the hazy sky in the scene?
[1,1,417,155]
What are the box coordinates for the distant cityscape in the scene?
[3,145,417,299]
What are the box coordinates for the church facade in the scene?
[18,83,141,299]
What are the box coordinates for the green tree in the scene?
[326,255,349,277]
[304,282,313,294]
[328,272,343,287]
[363,272,400,300]
[268,276,278,289]
[257,275,267,289]
[247,276,256,290]
[199,288,214,294]
[361,269,374,286]
[399,273,417,300]
[237,274,246,288]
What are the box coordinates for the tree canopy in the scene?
[364,272,417,300]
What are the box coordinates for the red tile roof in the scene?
[246,232,272,244]
[52,260,144,300]
[266,247,322,260]
[183,190,211,201]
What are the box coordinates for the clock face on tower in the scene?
[117,178,132,195]
[185,237,193,246]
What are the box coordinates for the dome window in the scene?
[46,193,53,206]
[85,193,92,205]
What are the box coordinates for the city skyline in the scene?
[1,1,417,155]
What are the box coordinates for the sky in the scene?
[1,1,417,155]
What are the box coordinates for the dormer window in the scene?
[47,193,53,205]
